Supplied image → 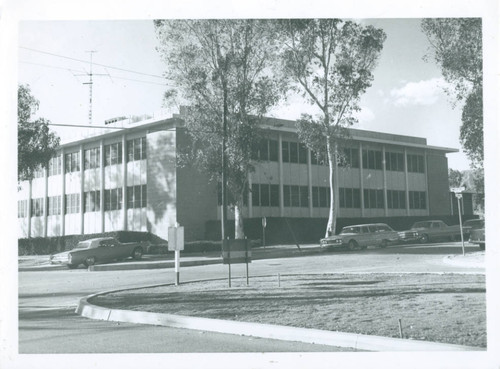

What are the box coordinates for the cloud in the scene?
[389,78,447,107]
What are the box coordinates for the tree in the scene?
[421,18,483,167]
[278,19,386,236]
[448,168,464,189]
[18,84,60,182]
[154,20,285,239]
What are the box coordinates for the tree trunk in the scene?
[325,140,338,238]
[234,202,245,239]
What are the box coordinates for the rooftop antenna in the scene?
[74,50,109,125]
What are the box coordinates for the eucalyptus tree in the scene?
[154,19,284,239]
[278,19,386,236]
[422,18,483,168]
[18,84,60,182]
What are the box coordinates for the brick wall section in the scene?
[176,129,218,241]
[427,151,451,216]
[146,130,178,241]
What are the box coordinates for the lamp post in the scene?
[452,187,466,256]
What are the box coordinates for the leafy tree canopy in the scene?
[18,84,60,182]
[154,19,286,203]
[422,18,483,167]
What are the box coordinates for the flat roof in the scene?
[56,112,458,154]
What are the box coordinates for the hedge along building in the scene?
[17,111,466,243]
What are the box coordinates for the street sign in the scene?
[168,226,185,251]
[222,239,251,264]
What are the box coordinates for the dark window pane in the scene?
[283,185,291,207]
[298,143,307,164]
[289,142,298,163]
[270,185,279,207]
[252,184,260,206]
[261,184,270,206]
[269,140,278,161]
[299,186,308,207]
[291,185,300,207]
[339,188,345,208]
[260,140,269,161]
[282,141,289,163]
[353,189,361,208]
[312,187,319,207]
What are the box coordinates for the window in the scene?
[339,188,361,208]
[251,183,278,207]
[342,148,360,168]
[33,166,45,178]
[18,200,28,218]
[65,193,80,214]
[31,198,44,217]
[104,142,123,166]
[48,156,62,176]
[298,143,308,164]
[385,152,404,172]
[104,188,123,211]
[84,191,101,212]
[362,149,383,170]
[84,147,101,169]
[127,137,147,162]
[127,185,147,209]
[65,152,80,173]
[269,140,278,162]
[387,190,406,209]
[363,189,384,209]
[312,186,330,208]
[282,141,307,164]
[409,191,426,209]
[407,154,425,173]
[47,196,61,215]
[299,186,309,207]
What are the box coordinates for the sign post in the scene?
[168,224,184,285]
[222,239,252,287]
[451,187,466,256]
[262,216,267,247]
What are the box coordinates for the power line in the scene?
[20,60,169,86]
[20,46,168,80]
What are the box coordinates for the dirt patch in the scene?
[91,273,486,348]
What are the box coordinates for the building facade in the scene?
[17,114,458,242]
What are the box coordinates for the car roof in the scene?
[343,223,389,228]
[80,237,115,242]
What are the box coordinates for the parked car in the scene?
[469,223,485,250]
[50,237,145,269]
[462,219,485,238]
[399,220,462,244]
[320,223,400,251]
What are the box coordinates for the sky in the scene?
[19,18,470,170]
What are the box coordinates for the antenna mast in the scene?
[80,50,109,125]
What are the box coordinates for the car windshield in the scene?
[340,227,359,234]
[74,241,92,249]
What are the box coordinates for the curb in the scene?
[76,285,482,352]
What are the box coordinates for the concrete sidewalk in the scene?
[18,243,324,272]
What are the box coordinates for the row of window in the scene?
[250,139,425,173]
[19,185,147,217]
[36,138,148,176]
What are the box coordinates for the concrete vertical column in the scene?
[307,148,313,217]
[404,148,410,216]
[359,143,365,217]
[100,140,105,232]
[278,133,284,217]
[424,151,430,216]
[80,144,84,235]
[382,145,388,216]
[60,149,65,237]
[27,179,32,238]
[122,134,128,231]
[43,165,48,237]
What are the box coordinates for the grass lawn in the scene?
[91,273,486,348]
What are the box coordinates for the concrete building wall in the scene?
[146,129,177,241]
[427,151,452,216]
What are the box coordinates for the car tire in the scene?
[419,234,429,244]
[348,240,358,251]
[67,263,79,269]
[380,240,388,248]
[84,256,96,267]
[132,247,143,260]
